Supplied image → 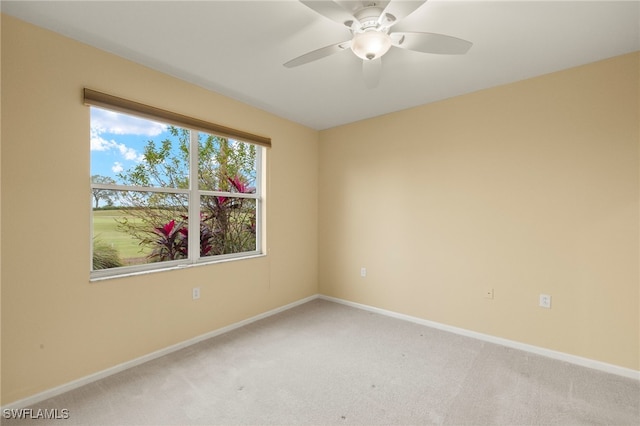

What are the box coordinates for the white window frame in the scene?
[89,105,265,281]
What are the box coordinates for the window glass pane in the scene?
[198,133,257,192]
[90,107,189,189]
[200,196,257,257]
[92,190,188,270]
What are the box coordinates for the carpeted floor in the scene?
[4,299,639,425]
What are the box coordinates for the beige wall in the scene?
[1,15,318,405]
[319,53,639,370]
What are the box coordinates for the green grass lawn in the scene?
[93,210,151,263]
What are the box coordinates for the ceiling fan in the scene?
[284,0,473,88]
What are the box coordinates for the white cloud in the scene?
[91,107,167,137]
[117,144,142,161]
[90,129,110,151]
[90,107,164,172]
[90,127,144,162]
[112,162,124,174]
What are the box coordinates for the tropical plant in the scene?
[147,219,187,262]
[114,126,257,260]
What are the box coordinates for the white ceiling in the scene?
[3,1,639,130]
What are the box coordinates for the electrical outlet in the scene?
[539,294,551,309]
[192,287,200,300]
[360,267,367,277]
[484,288,494,299]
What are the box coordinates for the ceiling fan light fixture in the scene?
[351,30,392,60]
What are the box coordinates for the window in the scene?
[87,89,269,279]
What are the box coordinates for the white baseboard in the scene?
[2,295,318,410]
[4,293,637,410]
[318,294,640,381]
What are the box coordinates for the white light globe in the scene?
[351,31,392,60]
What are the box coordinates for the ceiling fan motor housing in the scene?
[350,6,392,60]
[352,6,385,30]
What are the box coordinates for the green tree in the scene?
[115,126,257,261]
[91,175,118,208]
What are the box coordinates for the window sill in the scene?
[90,252,266,282]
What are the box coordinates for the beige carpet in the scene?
[4,299,639,425]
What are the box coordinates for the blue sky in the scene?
[90,107,256,189]
[90,107,169,181]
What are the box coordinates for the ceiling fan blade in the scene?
[300,1,360,30]
[284,40,352,68]
[362,57,382,89]
[378,0,427,28]
[390,32,472,55]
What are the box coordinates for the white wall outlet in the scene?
[360,267,367,277]
[539,294,551,309]
[484,288,494,299]
[192,287,200,300]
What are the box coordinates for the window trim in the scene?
[83,88,271,148]
[88,93,268,280]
